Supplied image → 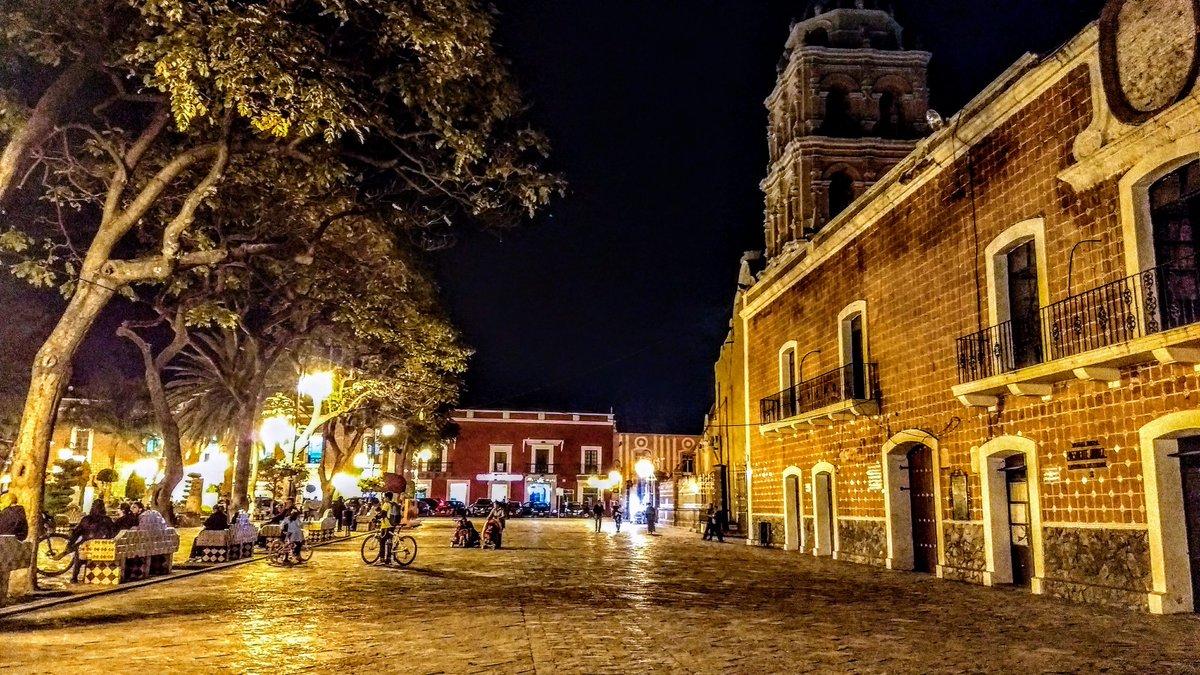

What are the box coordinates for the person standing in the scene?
[612,503,622,533]
[703,504,716,541]
[645,502,657,534]
[331,497,345,532]
[592,502,603,532]
[713,506,726,543]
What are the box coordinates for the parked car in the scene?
[523,501,553,517]
[416,498,439,516]
[559,501,586,518]
[436,499,466,516]
[469,499,494,517]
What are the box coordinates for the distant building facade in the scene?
[423,409,616,509]
[728,0,1200,614]
[615,432,703,526]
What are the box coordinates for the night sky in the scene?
[433,0,1107,433]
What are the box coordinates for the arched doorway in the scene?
[812,462,837,557]
[1139,411,1200,613]
[883,430,941,572]
[978,436,1044,590]
[783,468,804,551]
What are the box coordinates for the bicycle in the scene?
[36,513,74,577]
[266,537,313,566]
[360,526,417,567]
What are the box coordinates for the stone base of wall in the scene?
[837,519,886,566]
[802,516,813,552]
[1040,526,1152,611]
[941,521,985,583]
[1040,578,1149,611]
[752,515,785,548]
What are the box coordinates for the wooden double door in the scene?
[1179,437,1200,611]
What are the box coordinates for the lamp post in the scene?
[634,458,656,530]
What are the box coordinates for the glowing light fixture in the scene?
[56,448,74,461]
[607,470,622,485]
[298,371,335,406]
[260,415,295,453]
[131,458,160,481]
[380,423,397,437]
[634,458,655,480]
[417,447,433,462]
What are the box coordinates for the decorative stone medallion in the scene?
[1099,0,1200,124]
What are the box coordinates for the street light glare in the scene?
[417,447,433,462]
[380,423,398,437]
[298,371,335,404]
[260,415,295,452]
[634,458,655,479]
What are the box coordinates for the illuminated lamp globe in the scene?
[634,458,655,480]
[260,415,295,452]
[607,470,623,485]
[298,371,335,405]
[131,458,160,481]
[417,448,433,462]
[380,423,397,437]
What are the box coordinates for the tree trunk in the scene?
[6,281,114,596]
[229,366,268,513]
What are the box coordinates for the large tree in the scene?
[0,0,559,579]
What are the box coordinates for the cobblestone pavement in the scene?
[3,519,1199,674]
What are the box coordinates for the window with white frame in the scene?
[581,446,601,475]
[837,301,869,399]
[489,444,512,473]
[778,341,798,392]
[984,219,1049,371]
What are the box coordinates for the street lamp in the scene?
[297,371,335,409]
[380,423,397,438]
[634,458,657,529]
[260,415,295,457]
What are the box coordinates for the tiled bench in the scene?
[0,535,34,603]
[77,529,180,585]
[189,522,258,563]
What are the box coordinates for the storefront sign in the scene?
[475,473,523,482]
[1066,441,1107,470]
[865,463,884,492]
[1042,467,1063,484]
[949,470,970,520]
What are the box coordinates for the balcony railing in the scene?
[414,461,451,476]
[956,261,1200,384]
[582,464,599,475]
[527,463,555,475]
[760,362,878,424]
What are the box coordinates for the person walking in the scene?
[612,503,622,532]
[703,504,716,541]
[713,506,726,543]
[645,502,657,534]
[331,497,345,533]
[592,502,604,532]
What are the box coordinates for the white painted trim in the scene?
[977,435,1045,593]
[742,307,756,539]
[881,429,942,572]
[1041,521,1148,530]
[837,300,870,368]
[811,461,838,557]
[454,417,615,427]
[778,340,799,391]
[983,218,1049,328]
[446,480,471,504]
[782,466,805,552]
[1138,411,1200,614]
[455,408,615,420]
[1117,132,1200,279]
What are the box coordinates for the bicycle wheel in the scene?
[299,542,313,562]
[36,534,73,576]
[391,535,417,567]
[360,534,381,564]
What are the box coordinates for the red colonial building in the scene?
[413,409,617,509]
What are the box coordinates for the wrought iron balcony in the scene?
[760,362,879,425]
[414,461,451,477]
[954,260,1200,393]
[527,463,555,475]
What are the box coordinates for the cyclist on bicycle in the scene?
[281,509,304,563]
[377,493,403,563]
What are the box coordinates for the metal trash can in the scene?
[758,521,772,547]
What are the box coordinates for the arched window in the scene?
[804,28,829,47]
[877,90,905,139]
[828,171,855,221]
[1148,159,1200,330]
[820,87,858,137]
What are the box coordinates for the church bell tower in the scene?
[763,1,931,258]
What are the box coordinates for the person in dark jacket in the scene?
[203,503,229,530]
[68,501,117,582]
[113,502,138,531]
[0,493,29,540]
[331,497,345,532]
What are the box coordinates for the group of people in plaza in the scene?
[451,499,506,549]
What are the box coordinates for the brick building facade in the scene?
[727,0,1200,614]
[423,409,616,510]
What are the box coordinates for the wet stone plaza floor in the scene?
[2,519,1199,674]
